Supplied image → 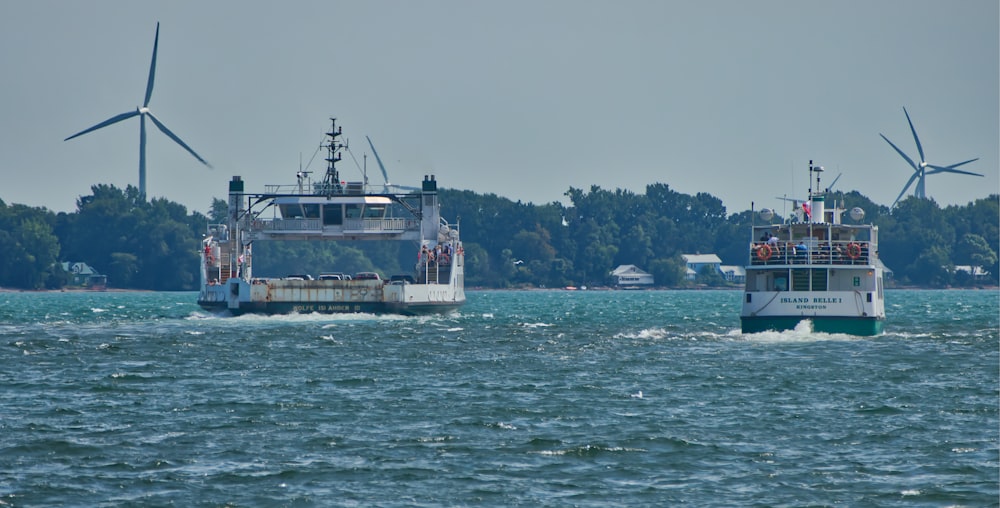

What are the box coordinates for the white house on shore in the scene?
[610,265,655,287]
[681,254,722,281]
[720,265,746,284]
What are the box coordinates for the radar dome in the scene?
[850,207,865,222]
[760,208,774,221]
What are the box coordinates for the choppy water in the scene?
[1,289,996,506]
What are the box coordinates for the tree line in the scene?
[0,183,996,290]
[440,185,998,288]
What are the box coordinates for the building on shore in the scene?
[610,264,654,288]
[61,262,108,289]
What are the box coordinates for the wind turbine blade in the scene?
[146,111,212,167]
[64,110,141,141]
[144,22,160,107]
[926,164,984,177]
[828,173,842,189]
[903,107,925,164]
[775,196,805,203]
[140,114,147,198]
[366,136,390,185]
[892,172,920,208]
[880,133,919,171]
[933,158,980,171]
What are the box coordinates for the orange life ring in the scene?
[756,244,773,261]
[846,242,862,259]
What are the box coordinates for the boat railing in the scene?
[251,217,420,233]
[264,183,304,194]
[749,240,872,266]
[343,218,417,232]
[253,218,323,231]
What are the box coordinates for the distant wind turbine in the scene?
[64,22,211,200]
[365,136,419,193]
[879,107,981,208]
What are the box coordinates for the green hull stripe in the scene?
[741,316,884,336]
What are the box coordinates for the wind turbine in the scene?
[365,136,419,193]
[879,107,981,208]
[64,22,211,200]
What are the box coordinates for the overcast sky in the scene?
[1,0,997,216]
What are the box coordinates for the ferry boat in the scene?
[197,119,465,315]
[741,161,885,335]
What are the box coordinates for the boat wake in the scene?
[738,319,863,343]
[613,328,669,340]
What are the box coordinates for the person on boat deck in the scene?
[818,242,832,259]
[767,234,780,246]
[760,231,770,242]
[796,240,808,259]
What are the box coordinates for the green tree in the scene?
[697,263,726,287]
[108,252,139,287]
[209,198,229,224]
[648,257,687,287]
[617,224,654,268]
[955,233,998,283]
[908,244,953,287]
[0,203,63,289]
[461,242,495,287]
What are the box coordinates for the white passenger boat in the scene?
[741,161,885,335]
[198,119,465,315]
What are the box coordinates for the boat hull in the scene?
[197,278,464,316]
[198,299,462,316]
[740,315,884,336]
[741,270,885,336]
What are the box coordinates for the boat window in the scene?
[363,205,386,218]
[345,204,363,219]
[323,204,342,225]
[302,204,320,219]
[774,274,788,291]
[279,204,304,218]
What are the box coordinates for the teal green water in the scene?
[1,289,996,506]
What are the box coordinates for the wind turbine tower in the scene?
[64,22,211,200]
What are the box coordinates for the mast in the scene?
[808,160,826,224]
[321,117,345,195]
